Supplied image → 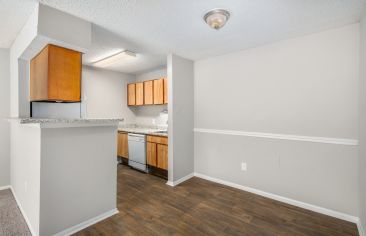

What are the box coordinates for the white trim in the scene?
[53,208,119,236]
[10,187,37,236]
[358,221,365,236]
[0,185,11,191]
[166,173,194,187]
[173,173,194,186]
[194,173,359,224]
[194,128,358,146]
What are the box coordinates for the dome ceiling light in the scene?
[204,9,230,30]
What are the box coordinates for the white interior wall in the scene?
[40,126,117,236]
[0,49,10,187]
[10,122,41,236]
[194,24,359,217]
[133,67,168,126]
[82,66,136,124]
[168,54,194,183]
[359,10,366,235]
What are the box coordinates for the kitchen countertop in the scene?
[118,124,168,137]
[8,117,123,128]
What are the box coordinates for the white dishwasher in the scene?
[128,133,147,172]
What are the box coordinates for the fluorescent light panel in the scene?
[93,50,137,67]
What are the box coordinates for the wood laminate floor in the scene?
[74,164,359,236]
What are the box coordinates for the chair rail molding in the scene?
[194,128,358,146]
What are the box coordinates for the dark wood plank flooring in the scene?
[74,164,359,236]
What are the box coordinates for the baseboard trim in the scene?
[166,173,195,187]
[10,187,37,236]
[194,173,359,224]
[194,128,358,146]
[54,208,119,236]
[358,221,365,236]
[0,185,11,191]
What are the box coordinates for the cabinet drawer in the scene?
[146,135,168,145]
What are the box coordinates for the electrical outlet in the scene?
[241,162,247,171]
[24,181,28,193]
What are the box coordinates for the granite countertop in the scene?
[118,124,168,137]
[12,117,124,124]
[8,117,124,128]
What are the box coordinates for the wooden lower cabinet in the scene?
[146,135,168,170]
[146,142,157,166]
[157,144,168,170]
[117,132,128,158]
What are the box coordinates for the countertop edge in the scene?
[8,118,123,128]
[118,128,168,137]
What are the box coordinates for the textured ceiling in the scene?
[1,0,366,70]
[38,0,366,60]
[0,0,37,48]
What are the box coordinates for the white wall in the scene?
[10,122,41,236]
[82,66,136,123]
[0,49,10,187]
[194,24,359,216]
[359,11,366,235]
[134,67,168,126]
[40,126,117,235]
[168,54,194,183]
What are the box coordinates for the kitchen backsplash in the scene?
[130,105,168,127]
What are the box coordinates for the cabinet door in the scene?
[144,80,154,105]
[157,144,168,170]
[163,77,168,104]
[117,132,128,158]
[135,82,144,105]
[48,45,81,102]
[127,83,136,106]
[30,44,81,102]
[153,79,164,104]
[30,45,49,101]
[147,142,157,167]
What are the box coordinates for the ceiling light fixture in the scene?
[204,9,230,30]
[93,50,137,67]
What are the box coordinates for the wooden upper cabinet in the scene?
[163,77,168,104]
[135,82,144,106]
[144,80,154,105]
[127,83,136,106]
[30,44,81,102]
[153,78,164,104]
[117,132,128,158]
